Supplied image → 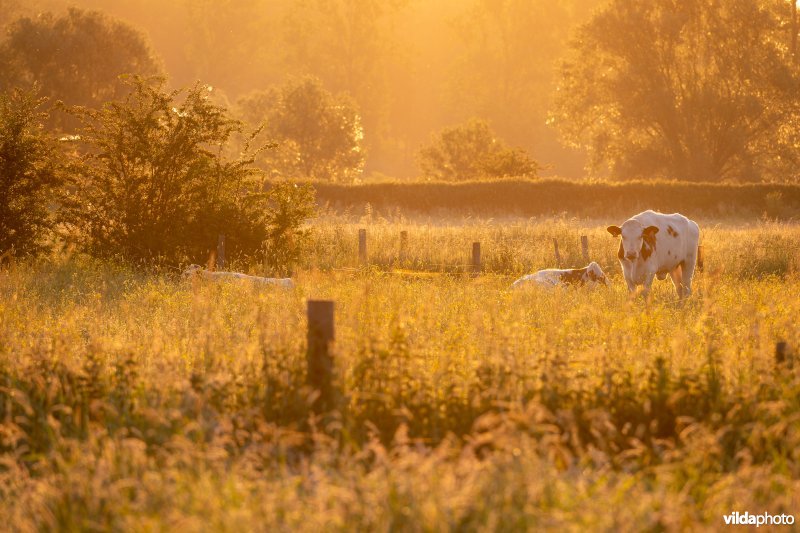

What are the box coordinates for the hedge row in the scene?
[312,179,800,219]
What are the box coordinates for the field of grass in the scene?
[2,217,800,530]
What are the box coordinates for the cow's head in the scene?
[607,221,659,262]
[585,262,608,285]
[182,264,204,278]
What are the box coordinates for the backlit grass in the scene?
[1,218,799,530]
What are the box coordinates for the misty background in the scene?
[0,0,604,179]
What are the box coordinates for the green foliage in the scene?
[552,0,800,182]
[262,181,316,276]
[61,76,265,264]
[238,77,365,182]
[417,119,539,181]
[0,7,163,129]
[0,87,60,255]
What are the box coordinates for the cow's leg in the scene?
[621,264,637,293]
[681,253,697,298]
[669,265,684,298]
[625,277,637,293]
[641,272,656,298]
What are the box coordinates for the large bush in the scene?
[417,119,539,181]
[238,77,365,182]
[61,77,265,264]
[0,88,60,256]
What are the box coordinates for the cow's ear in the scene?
[643,226,659,237]
[607,225,621,237]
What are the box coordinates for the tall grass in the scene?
[1,219,800,530]
[303,215,800,277]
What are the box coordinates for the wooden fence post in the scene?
[553,238,562,268]
[216,234,226,270]
[472,242,481,274]
[775,341,789,366]
[697,245,704,272]
[399,230,408,263]
[307,300,336,411]
[358,228,367,266]
[581,235,590,263]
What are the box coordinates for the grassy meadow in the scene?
[2,216,800,530]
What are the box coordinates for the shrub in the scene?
[417,119,539,181]
[0,87,60,256]
[262,181,316,276]
[61,76,265,264]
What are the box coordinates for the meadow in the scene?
[1,215,800,531]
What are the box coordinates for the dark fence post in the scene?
[358,228,367,266]
[775,341,789,367]
[399,230,408,263]
[216,234,226,270]
[307,300,335,412]
[472,242,481,275]
[581,235,590,263]
[553,238,562,268]
[697,245,704,272]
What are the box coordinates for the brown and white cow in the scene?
[607,210,700,299]
[511,262,608,289]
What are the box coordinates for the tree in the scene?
[417,119,539,181]
[281,0,405,170]
[180,0,278,95]
[445,0,604,178]
[0,0,22,28]
[551,0,800,182]
[61,77,265,264]
[0,88,60,256]
[238,77,365,182]
[0,8,163,129]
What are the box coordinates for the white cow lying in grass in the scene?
[511,262,608,289]
[607,210,700,299]
[182,264,294,288]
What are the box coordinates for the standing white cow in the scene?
[607,210,700,299]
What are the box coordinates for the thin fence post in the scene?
[358,228,367,266]
[581,235,590,263]
[775,341,789,366]
[399,230,408,264]
[216,234,226,270]
[307,300,335,412]
[697,245,704,272]
[553,238,562,268]
[472,242,481,275]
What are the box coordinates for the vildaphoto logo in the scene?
[723,512,795,527]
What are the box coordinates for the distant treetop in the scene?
[417,119,540,181]
[0,7,164,130]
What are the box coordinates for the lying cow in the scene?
[511,262,608,289]
[182,264,294,288]
[607,210,700,299]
